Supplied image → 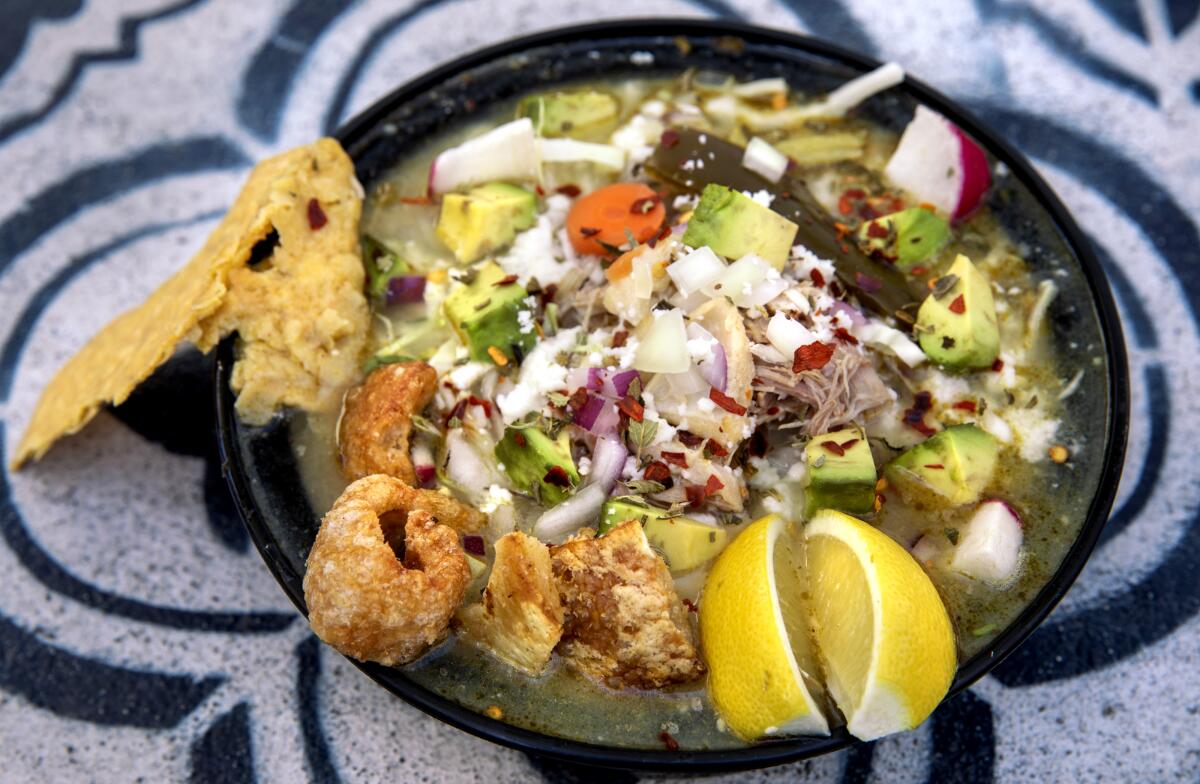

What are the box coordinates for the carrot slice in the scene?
[566,183,665,256]
[605,246,642,282]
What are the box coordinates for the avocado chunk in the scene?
[804,427,876,517]
[435,182,537,264]
[443,261,536,363]
[362,235,409,299]
[857,208,950,271]
[682,183,799,269]
[495,426,580,507]
[600,498,728,573]
[517,90,620,138]
[885,424,998,508]
[916,254,1000,370]
[465,552,488,582]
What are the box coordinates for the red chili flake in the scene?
[705,474,725,495]
[513,431,527,448]
[866,221,889,239]
[953,400,978,413]
[660,451,689,468]
[902,390,937,437]
[535,184,546,197]
[829,281,844,298]
[612,330,629,348]
[854,271,883,293]
[463,535,486,556]
[840,243,850,253]
[837,188,865,216]
[681,598,699,613]
[833,221,852,239]
[708,387,747,415]
[660,129,680,149]
[445,398,468,425]
[567,387,590,413]
[910,265,928,276]
[766,405,781,416]
[923,463,945,470]
[306,198,327,230]
[659,731,680,752]
[543,466,572,487]
[685,484,707,507]
[810,268,826,287]
[643,461,672,482]
[948,295,966,314]
[821,440,846,457]
[579,227,601,237]
[630,195,661,215]
[677,431,704,448]
[793,341,835,373]
[442,380,458,391]
[493,274,519,287]
[839,438,860,451]
[833,327,859,345]
[617,395,644,422]
[704,439,729,458]
[555,184,582,197]
[539,283,558,307]
[991,358,1005,372]
[467,395,492,417]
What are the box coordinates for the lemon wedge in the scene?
[699,514,829,740]
[805,509,956,740]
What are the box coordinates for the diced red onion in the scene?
[463,535,485,556]
[386,275,426,305]
[575,395,606,430]
[830,300,866,327]
[415,464,436,488]
[586,367,604,391]
[853,271,883,293]
[698,343,727,391]
[612,370,640,397]
[588,402,620,437]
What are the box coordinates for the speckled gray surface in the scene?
[1,1,1198,782]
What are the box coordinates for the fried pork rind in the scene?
[457,532,564,675]
[340,361,438,484]
[550,520,705,689]
[13,138,368,467]
[304,474,471,666]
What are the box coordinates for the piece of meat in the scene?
[339,361,437,484]
[550,520,704,689]
[457,532,564,675]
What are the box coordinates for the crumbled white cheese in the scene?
[448,361,492,389]
[496,327,579,423]
[630,51,655,65]
[672,193,700,211]
[697,397,716,412]
[517,309,535,334]
[480,484,514,514]
[686,334,719,363]
[743,189,775,207]
[610,113,664,166]
[577,456,592,477]
[498,216,569,285]
[1010,407,1060,462]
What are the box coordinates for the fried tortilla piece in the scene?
[550,520,705,689]
[457,532,564,675]
[13,138,367,467]
[195,139,369,425]
[340,361,438,484]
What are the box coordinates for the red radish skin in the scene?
[884,106,992,223]
[950,124,991,221]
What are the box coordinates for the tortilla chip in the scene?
[13,137,367,467]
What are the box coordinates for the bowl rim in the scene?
[216,17,1130,772]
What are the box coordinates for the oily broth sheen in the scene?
[292,77,1087,747]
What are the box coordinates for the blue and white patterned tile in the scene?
[0,1,1197,781]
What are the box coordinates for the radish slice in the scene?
[429,118,539,194]
[951,499,1023,584]
[742,137,789,183]
[537,138,625,170]
[884,105,991,222]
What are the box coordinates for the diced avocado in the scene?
[362,234,409,299]
[885,424,998,508]
[681,183,799,269]
[517,90,620,138]
[804,427,876,517]
[916,254,1000,370]
[435,182,537,264]
[465,553,488,581]
[443,261,536,363]
[857,207,950,271]
[495,426,580,507]
[600,498,728,573]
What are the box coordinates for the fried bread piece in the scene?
[339,361,438,485]
[457,532,564,675]
[550,520,704,689]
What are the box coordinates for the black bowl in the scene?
[216,18,1129,772]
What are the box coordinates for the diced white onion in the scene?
[708,254,788,307]
[667,246,727,296]
[766,311,817,358]
[732,77,789,98]
[633,309,690,373]
[742,137,789,183]
[793,62,905,119]
[430,118,539,193]
[532,483,609,543]
[853,320,926,367]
